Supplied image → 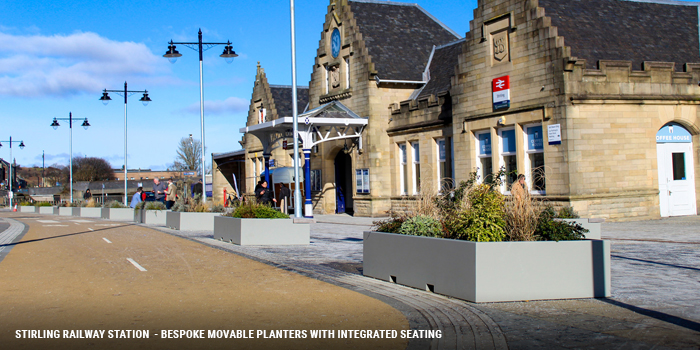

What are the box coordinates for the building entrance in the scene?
[656,123,697,217]
[334,151,353,215]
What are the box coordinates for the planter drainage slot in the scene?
[426,284,435,293]
[390,275,397,283]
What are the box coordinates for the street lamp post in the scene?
[0,137,25,209]
[100,82,151,206]
[51,113,90,204]
[164,29,238,204]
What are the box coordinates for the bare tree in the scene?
[173,136,203,175]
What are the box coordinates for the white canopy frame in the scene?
[240,101,368,217]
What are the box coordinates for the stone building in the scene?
[239,0,700,220]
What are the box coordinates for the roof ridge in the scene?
[269,84,310,89]
[435,38,466,50]
[349,0,462,39]
[626,0,699,7]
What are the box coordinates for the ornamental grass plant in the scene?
[372,168,587,242]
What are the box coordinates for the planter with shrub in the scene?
[213,201,309,245]
[165,195,225,231]
[78,199,102,218]
[100,201,134,221]
[18,201,35,213]
[363,170,610,303]
[134,201,168,225]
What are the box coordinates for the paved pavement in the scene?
[2,211,700,349]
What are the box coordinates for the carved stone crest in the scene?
[330,65,341,89]
[492,30,508,62]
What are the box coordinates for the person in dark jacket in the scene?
[83,189,92,201]
[279,183,291,214]
[193,179,204,199]
[255,180,276,206]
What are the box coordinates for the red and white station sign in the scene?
[492,75,510,110]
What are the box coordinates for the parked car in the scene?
[142,191,156,202]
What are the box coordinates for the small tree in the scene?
[172,136,203,175]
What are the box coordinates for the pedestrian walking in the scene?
[83,189,92,201]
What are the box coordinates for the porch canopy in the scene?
[239,101,367,217]
[239,100,368,153]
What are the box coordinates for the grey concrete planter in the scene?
[58,207,73,216]
[19,206,36,213]
[137,209,168,225]
[213,216,310,245]
[561,218,603,240]
[101,208,135,221]
[37,206,58,215]
[166,211,221,231]
[79,207,102,218]
[363,231,611,303]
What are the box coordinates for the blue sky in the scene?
[4,0,697,171]
[0,0,475,171]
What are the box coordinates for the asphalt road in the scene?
[0,213,409,350]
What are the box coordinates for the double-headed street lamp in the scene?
[51,112,89,203]
[100,82,151,206]
[164,29,238,203]
[0,137,25,208]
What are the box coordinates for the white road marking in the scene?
[102,238,112,244]
[43,225,69,227]
[70,220,93,223]
[95,224,121,226]
[88,228,94,231]
[37,220,59,223]
[127,258,147,272]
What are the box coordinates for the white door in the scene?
[657,142,697,217]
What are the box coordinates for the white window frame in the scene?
[344,56,350,89]
[524,123,546,195]
[399,143,407,195]
[324,64,329,94]
[498,127,517,194]
[356,168,370,193]
[474,130,493,185]
[436,138,446,193]
[411,141,420,194]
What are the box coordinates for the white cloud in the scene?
[0,31,166,97]
[182,97,249,115]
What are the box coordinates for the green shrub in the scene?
[398,215,442,237]
[141,201,166,210]
[105,200,127,209]
[442,184,506,242]
[556,206,579,219]
[372,211,407,234]
[18,201,32,206]
[536,207,587,241]
[227,202,288,219]
[36,202,53,207]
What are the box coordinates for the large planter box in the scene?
[19,206,36,213]
[101,208,135,221]
[363,231,610,303]
[135,209,168,225]
[213,217,310,245]
[166,211,221,231]
[79,207,103,218]
[58,207,74,216]
[37,206,58,215]
[561,218,603,240]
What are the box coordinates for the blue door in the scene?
[336,185,345,213]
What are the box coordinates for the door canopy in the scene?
[240,101,368,153]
